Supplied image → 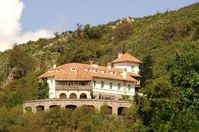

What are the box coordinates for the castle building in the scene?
[38,53,142,100]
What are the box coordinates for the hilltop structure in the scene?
[39,53,142,100]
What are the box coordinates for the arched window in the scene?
[69,93,77,99]
[80,93,87,99]
[36,105,45,112]
[59,93,67,99]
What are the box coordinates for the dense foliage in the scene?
[37,79,49,99]
[168,47,199,110]
[0,2,199,131]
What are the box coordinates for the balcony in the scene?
[56,81,91,90]
[56,85,91,90]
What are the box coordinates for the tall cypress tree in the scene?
[140,55,154,87]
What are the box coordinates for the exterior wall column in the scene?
[22,104,26,113]
[77,92,80,99]
[112,106,118,115]
[32,107,37,113]
[66,92,70,99]
[87,91,91,99]
[45,105,50,111]
[95,105,101,112]
[60,104,65,109]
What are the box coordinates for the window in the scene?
[71,67,76,71]
[131,66,135,72]
[110,83,112,89]
[101,82,104,88]
[135,88,138,92]
[128,85,131,91]
[118,84,121,90]
[80,82,86,86]
[93,81,96,87]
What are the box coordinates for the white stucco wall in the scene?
[46,71,137,99]
[92,78,135,97]
[47,78,56,99]
[113,62,140,74]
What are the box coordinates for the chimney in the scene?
[90,60,98,67]
[118,53,123,58]
[107,63,112,69]
[122,68,127,79]
[53,64,56,69]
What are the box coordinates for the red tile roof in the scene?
[128,73,142,77]
[38,63,139,82]
[112,53,142,64]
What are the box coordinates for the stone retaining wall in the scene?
[23,99,132,115]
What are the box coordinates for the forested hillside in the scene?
[0,3,199,131]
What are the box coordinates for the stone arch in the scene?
[25,106,32,112]
[87,105,95,108]
[49,105,60,109]
[118,107,127,115]
[65,105,77,110]
[100,105,112,115]
[80,93,87,99]
[107,106,112,114]
[80,105,96,112]
[69,93,77,99]
[36,105,44,112]
[60,93,67,99]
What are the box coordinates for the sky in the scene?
[0,0,198,51]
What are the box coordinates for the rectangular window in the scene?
[110,83,112,89]
[128,85,131,91]
[118,84,121,90]
[80,82,86,86]
[93,81,96,87]
[101,82,104,88]
[135,88,138,92]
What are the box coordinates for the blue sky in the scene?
[21,0,198,33]
[0,0,198,51]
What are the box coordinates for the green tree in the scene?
[100,104,112,115]
[83,24,105,39]
[57,40,97,65]
[140,55,154,87]
[192,19,199,40]
[135,77,179,126]
[169,49,199,110]
[113,22,133,41]
[8,45,35,79]
[37,79,49,99]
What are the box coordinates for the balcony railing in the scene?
[56,85,91,90]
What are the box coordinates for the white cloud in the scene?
[0,0,54,52]
[16,29,54,44]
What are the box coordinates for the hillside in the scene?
[1,3,199,86]
[0,2,199,131]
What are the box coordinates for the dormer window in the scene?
[109,71,113,74]
[71,67,76,71]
